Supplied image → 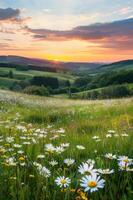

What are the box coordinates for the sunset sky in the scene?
[0,0,133,62]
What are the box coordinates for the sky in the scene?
[0,0,133,62]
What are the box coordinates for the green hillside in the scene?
[71,83,133,99]
[92,60,133,74]
[0,67,76,81]
[0,89,132,200]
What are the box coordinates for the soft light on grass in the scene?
[0,90,132,200]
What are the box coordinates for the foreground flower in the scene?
[64,158,75,166]
[55,176,71,188]
[78,163,97,175]
[80,174,105,193]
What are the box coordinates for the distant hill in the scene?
[0,56,133,75]
[95,60,133,74]
[0,55,102,73]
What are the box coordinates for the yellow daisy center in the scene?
[19,157,25,161]
[123,159,129,163]
[61,179,67,185]
[88,181,97,188]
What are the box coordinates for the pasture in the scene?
[0,90,132,200]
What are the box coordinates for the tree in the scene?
[23,85,49,96]
[31,76,59,89]
[8,70,14,79]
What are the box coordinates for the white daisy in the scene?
[55,146,65,154]
[49,160,58,166]
[80,174,105,193]
[98,169,114,174]
[37,155,45,159]
[61,143,70,148]
[118,156,132,165]
[38,166,51,177]
[76,145,85,150]
[45,143,55,153]
[78,163,97,175]
[118,161,130,171]
[64,158,75,166]
[55,176,71,188]
[104,153,116,160]
[108,130,115,134]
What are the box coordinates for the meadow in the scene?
[0,89,132,200]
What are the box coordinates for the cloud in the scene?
[25,18,133,50]
[0,8,21,21]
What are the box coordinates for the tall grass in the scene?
[0,90,132,200]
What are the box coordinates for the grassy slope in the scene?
[0,67,76,82]
[72,83,133,98]
[89,62,133,75]
[0,90,132,199]
[0,77,20,89]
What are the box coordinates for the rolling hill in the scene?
[0,56,133,75]
[0,55,102,73]
[93,60,133,74]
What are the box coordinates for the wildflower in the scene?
[126,167,133,172]
[19,156,25,161]
[106,134,112,138]
[108,130,115,134]
[33,161,42,168]
[16,125,27,132]
[55,146,65,154]
[76,145,85,150]
[57,128,65,133]
[76,189,88,200]
[78,163,97,175]
[64,158,75,166]
[92,136,99,140]
[118,156,132,165]
[55,176,71,188]
[118,161,129,171]
[0,147,6,154]
[121,133,128,137]
[45,143,55,153]
[6,157,17,166]
[98,169,114,174]
[37,155,45,159]
[23,141,31,145]
[50,135,59,140]
[6,137,14,143]
[17,150,24,154]
[61,143,70,148]
[29,174,35,178]
[38,166,51,177]
[13,144,22,148]
[80,174,105,193]
[49,160,58,166]
[86,159,95,166]
[104,153,116,160]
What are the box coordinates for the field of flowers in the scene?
[0,90,132,200]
